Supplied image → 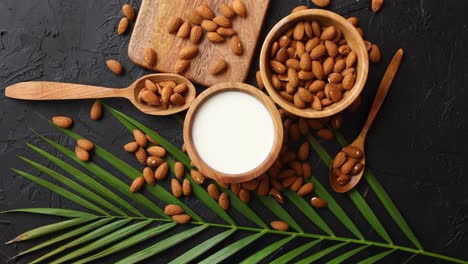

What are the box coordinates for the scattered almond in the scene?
[182,178,191,196]
[165,204,184,216]
[167,16,183,34]
[133,129,147,147]
[256,71,264,89]
[135,147,147,164]
[207,184,220,200]
[220,3,236,18]
[201,20,219,32]
[297,182,314,196]
[124,142,139,153]
[217,27,236,37]
[117,17,129,35]
[191,170,205,185]
[179,45,199,60]
[122,4,136,20]
[230,35,243,56]
[90,100,103,120]
[197,4,215,20]
[213,16,232,28]
[52,116,73,128]
[207,32,224,43]
[77,139,94,151]
[232,0,246,17]
[291,5,308,13]
[171,178,183,198]
[75,146,89,161]
[174,161,185,180]
[372,0,384,13]
[190,26,203,44]
[369,44,382,63]
[310,197,328,208]
[174,60,190,73]
[209,59,228,75]
[218,192,229,210]
[154,162,168,180]
[106,59,123,75]
[143,48,157,67]
[142,167,155,185]
[187,9,203,25]
[172,214,191,224]
[147,146,166,157]
[130,176,145,193]
[177,22,191,38]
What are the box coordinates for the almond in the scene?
[177,22,191,38]
[124,142,139,152]
[304,21,313,38]
[174,161,185,180]
[300,53,311,71]
[342,67,355,76]
[293,93,305,108]
[190,26,203,44]
[290,177,303,192]
[310,197,328,208]
[220,3,236,18]
[297,141,310,161]
[171,178,182,198]
[239,188,250,203]
[75,146,89,161]
[348,17,359,27]
[297,182,314,196]
[312,96,322,111]
[172,214,191,224]
[145,80,157,93]
[311,21,321,36]
[269,188,284,204]
[147,135,159,145]
[207,184,220,200]
[143,48,157,67]
[305,37,320,52]
[179,45,199,60]
[174,60,190,73]
[364,40,372,51]
[293,22,304,40]
[346,51,357,68]
[213,16,232,28]
[328,72,343,84]
[172,83,186,94]
[89,100,103,121]
[333,59,346,73]
[232,0,246,17]
[161,86,173,104]
[153,162,168,180]
[296,41,306,56]
[207,32,224,43]
[302,162,313,179]
[135,147,147,164]
[342,73,356,90]
[170,93,185,105]
[310,44,326,60]
[369,44,382,63]
[130,176,145,193]
[288,68,299,88]
[167,16,183,34]
[324,40,338,57]
[164,204,184,216]
[182,178,191,196]
[312,60,324,80]
[141,90,159,106]
[146,156,164,168]
[257,177,270,196]
[117,17,129,35]
[317,128,334,140]
[230,35,243,56]
[333,151,347,168]
[242,179,259,191]
[147,146,166,157]
[77,139,94,151]
[271,221,289,231]
[291,5,308,13]
[218,192,229,210]
[217,27,236,37]
[52,116,73,128]
[256,71,264,90]
[337,174,351,185]
[106,59,123,75]
[142,167,155,185]
[191,170,205,185]
[298,70,314,80]
[209,59,228,75]
[133,129,147,147]
[197,4,215,19]
[372,0,384,13]
[187,9,203,25]
[313,0,331,7]
[160,80,176,88]
[339,45,351,56]
[122,4,136,20]
[320,26,336,40]
[270,60,286,74]
[201,20,219,32]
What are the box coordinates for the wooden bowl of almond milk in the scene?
[183,82,283,184]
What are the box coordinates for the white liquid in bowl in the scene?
[191,91,275,174]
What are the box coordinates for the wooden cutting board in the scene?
[128,0,270,87]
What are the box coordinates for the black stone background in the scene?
[0,0,467,263]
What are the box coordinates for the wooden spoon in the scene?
[330,48,404,193]
[4,73,196,116]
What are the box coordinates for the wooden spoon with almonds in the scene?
[5,73,196,116]
[330,48,404,193]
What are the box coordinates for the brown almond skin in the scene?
[320,26,336,40]
[232,0,246,17]
[271,221,289,231]
[293,93,305,109]
[207,32,225,43]
[346,51,357,68]
[341,159,356,175]
[343,145,364,159]
[207,184,220,200]
[182,178,191,196]
[147,156,164,168]
[174,60,190,73]
[173,83,188,94]
[282,176,296,188]
[213,16,232,28]
[174,161,185,180]
[310,44,326,60]
[351,162,364,175]
[369,44,382,63]
[333,151,348,168]
[141,90,159,106]
[154,162,168,180]
[145,80,157,92]
[75,146,89,161]
[218,192,229,211]
[122,4,136,20]
[293,22,305,40]
[317,128,334,140]
[312,0,331,8]
[179,45,199,60]
[130,176,145,193]
[242,179,259,191]
[337,174,351,185]
[372,0,384,13]
[239,188,250,203]
[147,146,166,158]
[302,162,313,179]
[117,17,129,35]
[209,59,228,75]
[106,59,123,75]
[142,167,155,185]
[133,129,147,147]
[256,71,264,90]
[230,35,244,56]
[190,26,203,44]
[269,188,284,204]
[297,182,314,196]
[270,60,286,74]
[325,40,338,57]
[171,178,183,198]
[191,170,205,185]
[135,147,147,164]
[257,177,270,196]
[312,60,324,80]
[342,73,356,90]
[170,93,185,105]
[297,142,310,161]
[177,22,191,38]
[124,142,139,152]
[77,139,94,151]
[197,4,215,19]
[187,9,203,25]
[164,204,184,216]
[348,17,359,27]
[172,214,191,224]
[310,197,328,208]
[52,116,73,128]
[290,177,303,192]
[220,3,236,18]
[167,16,183,34]
[90,100,103,120]
[217,27,236,37]
[230,183,241,195]
[201,20,219,32]
[143,48,157,67]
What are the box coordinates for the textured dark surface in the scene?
[0,0,467,263]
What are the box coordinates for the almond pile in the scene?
[332,145,364,185]
[136,78,189,110]
[75,139,94,162]
[167,0,246,75]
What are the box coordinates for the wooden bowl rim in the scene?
[129,73,197,116]
[259,9,369,118]
[183,82,283,183]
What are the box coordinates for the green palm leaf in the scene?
[270,239,322,264]
[75,222,176,264]
[357,249,396,264]
[52,220,153,263]
[295,242,348,264]
[2,208,95,218]
[327,245,370,264]
[258,196,303,232]
[116,225,208,264]
[169,228,236,264]
[239,235,296,264]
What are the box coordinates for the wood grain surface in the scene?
[128,0,270,87]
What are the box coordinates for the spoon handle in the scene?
[358,48,404,139]
[5,81,131,100]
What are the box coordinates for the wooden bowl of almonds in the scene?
[260,9,369,118]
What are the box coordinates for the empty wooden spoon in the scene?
[330,48,404,193]
[4,73,196,116]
